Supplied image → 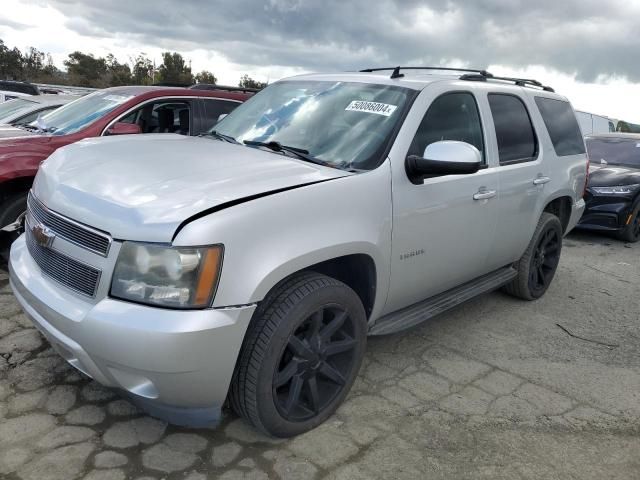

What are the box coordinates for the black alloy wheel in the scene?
[229,272,367,437]
[273,305,358,422]
[528,227,561,296]
[503,212,563,301]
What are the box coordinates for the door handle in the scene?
[533,176,551,185]
[473,189,497,201]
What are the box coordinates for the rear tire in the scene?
[616,204,640,243]
[0,191,28,229]
[504,212,563,301]
[229,272,367,438]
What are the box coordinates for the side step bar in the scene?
[369,266,517,335]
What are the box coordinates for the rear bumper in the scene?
[566,198,586,234]
[9,236,256,427]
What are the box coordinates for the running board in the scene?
[370,266,517,335]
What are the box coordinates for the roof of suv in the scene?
[288,68,563,98]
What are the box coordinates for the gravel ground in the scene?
[0,230,639,480]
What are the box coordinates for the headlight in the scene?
[591,184,640,195]
[111,242,223,309]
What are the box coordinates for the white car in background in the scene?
[576,110,616,135]
[0,95,78,127]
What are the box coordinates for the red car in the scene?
[0,85,255,228]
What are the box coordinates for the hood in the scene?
[587,164,640,188]
[33,134,350,242]
[0,124,39,139]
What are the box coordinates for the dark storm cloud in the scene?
[30,0,640,81]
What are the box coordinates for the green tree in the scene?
[105,53,132,86]
[0,40,24,80]
[64,51,108,87]
[22,47,45,79]
[195,70,217,84]
[617,121,630,133]
[238,74,267,89]
[131,53,154,85]
[156,52,193,85]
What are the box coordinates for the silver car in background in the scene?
[9,67,588,437]
[0,94,77,127]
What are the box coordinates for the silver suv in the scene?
[9,67,588,437]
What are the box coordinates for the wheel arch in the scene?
[250,246,382,322]
[543,195,573,233]
[0,175,34,202]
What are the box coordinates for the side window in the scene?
[115,100,191,135]
[488,94,537,164]
[534,97,585,156]
[202,99,240,131]
[409,92,485,163]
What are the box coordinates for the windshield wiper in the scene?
[243,140,337,169]
[200,130,239,144]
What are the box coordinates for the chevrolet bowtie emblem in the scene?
[31,222,55,248]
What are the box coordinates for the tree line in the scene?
[0,39,267,89]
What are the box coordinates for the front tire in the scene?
[504,212,563,300]
[229,272,367,438]
[616,204,640,243]
[0,191,28,229]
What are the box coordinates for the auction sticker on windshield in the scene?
[345,100,398,117]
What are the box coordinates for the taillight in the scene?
[582,157,590,198]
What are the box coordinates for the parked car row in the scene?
[0,80,41,103]
[0,94,77,127]
[0,66,633,438]
[0,85,255,230]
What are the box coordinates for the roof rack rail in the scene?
[189,83,261,93]
[459,72,555,92]
[360,66,492,79]
[359,66,554,92]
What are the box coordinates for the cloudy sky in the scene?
[1,0,639,122]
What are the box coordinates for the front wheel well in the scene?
[267,254,377,319]
[0,176,34,202]
[543,196,572,234]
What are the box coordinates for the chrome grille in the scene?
[28,193,111,256]
[26,219,101,297]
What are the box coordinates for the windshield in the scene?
[213,80,415,170]
[30,90,133,135]
[0,98,35,122]
[587,137,640,169]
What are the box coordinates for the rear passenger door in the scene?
[196,98,242,133]
[485,91,548,270]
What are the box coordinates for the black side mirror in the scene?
[406,140,481,185]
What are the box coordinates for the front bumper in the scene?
[9,235,256,427]
[577,193,635,232]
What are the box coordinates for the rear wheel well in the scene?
[544,197,572,233]
[0,176,33,202]
[291,254,377,319]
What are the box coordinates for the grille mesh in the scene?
[28,193,111,256]
[26,220,101,297]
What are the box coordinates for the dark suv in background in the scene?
[579,133,640,242]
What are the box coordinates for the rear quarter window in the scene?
[535,97,586,156]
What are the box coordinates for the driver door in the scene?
[385,88,500,314]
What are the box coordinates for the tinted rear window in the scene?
[488,94,537,164]
[586,137,640,168]
[535,97,585,156]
